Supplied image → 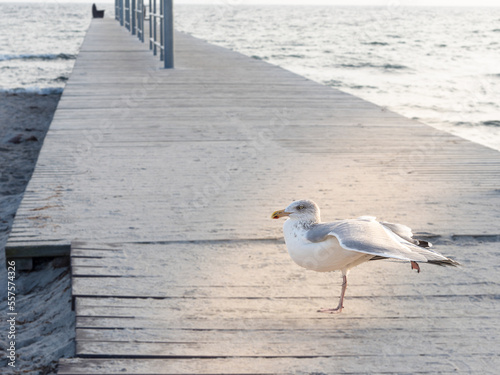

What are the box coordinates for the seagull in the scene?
[271,199,459,313]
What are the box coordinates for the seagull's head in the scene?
[271,199,321,224]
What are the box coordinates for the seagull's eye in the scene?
[297,205,305,210]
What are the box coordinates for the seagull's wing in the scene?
[355,217,418,245]
[380,220,433,248]
[306,218,447,263]
[379,221,414,243]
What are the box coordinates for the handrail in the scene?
[114,0,173,68]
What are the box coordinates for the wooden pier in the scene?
[7,18,500,374]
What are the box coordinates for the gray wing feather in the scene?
[305,221,343,243]
[379,221,415,243]
[306,219,443,263]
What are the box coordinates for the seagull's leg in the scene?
[318,274,347,314]
[411,261,420,273]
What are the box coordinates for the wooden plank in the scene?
[73,298,499,330]
[74,337,495,359]
[58,356,487,375]
[74,318,499,342]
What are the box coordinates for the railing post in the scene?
[153,0,158,56]
[136,0,141,40]
[125,0,130,31]
[137,1,142,42]
[163,0,174,69]
[160,0,164,62]
[149,0,153,51]
[115,0,119,21]
[140,1,144,42]
[131,0,136,35]
[119,0,124,26]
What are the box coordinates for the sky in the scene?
[1,0,500,6]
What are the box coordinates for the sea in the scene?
[1,2,499,151]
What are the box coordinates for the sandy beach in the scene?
[1,92,60,254]
[0,92,75,374]
[0,92,60,231]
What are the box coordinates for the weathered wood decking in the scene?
[59,238,498,374]
[7,18,500,374]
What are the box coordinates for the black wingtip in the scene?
[427,258,461,267]
[416,239,432,248]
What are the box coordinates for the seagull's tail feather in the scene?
[406,242,461,267]
[427,257,461,267]
[370,255,460,267]
[369,255,460,267]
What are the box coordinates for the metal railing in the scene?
[115,0,124,26]
[114,0,173,68]
[135,0,145,42]
[124,0,130,31]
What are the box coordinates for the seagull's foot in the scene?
[317,306,343,314]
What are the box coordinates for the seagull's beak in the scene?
[271,209,291,219]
